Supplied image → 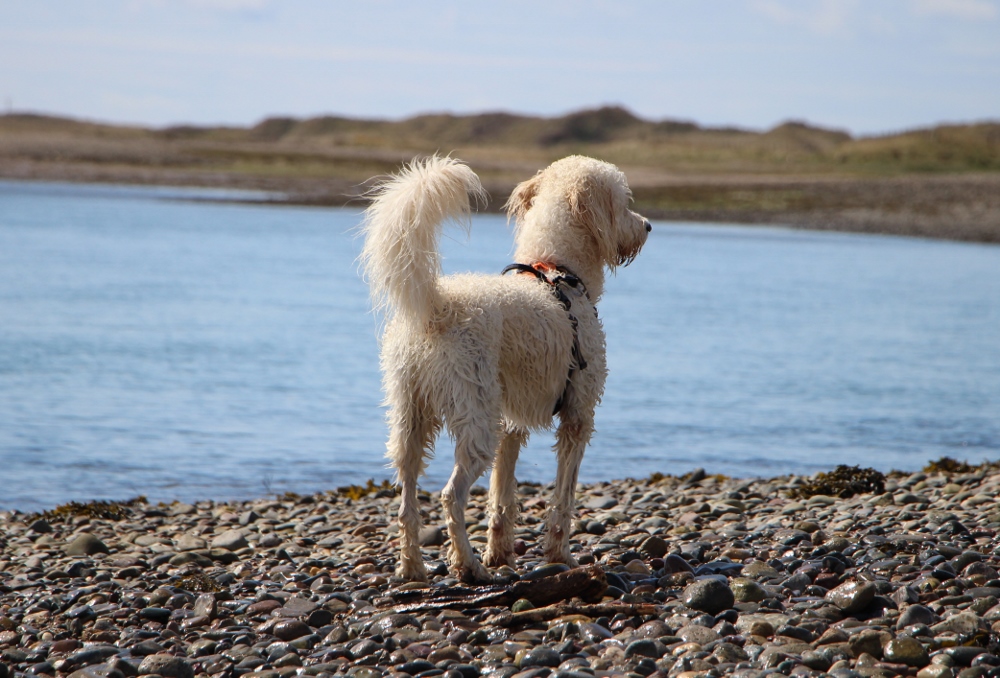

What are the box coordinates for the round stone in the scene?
[682,578,735,614]
[897,604,936,629]
[65,533,109,556]
[272,619,311,642]
[742,561,779,579]
[68,668,123,678]
[624,639,663,659]
[731,577,768,603]
[634,620,671,639]
[138,608,171,624]
[174,535,206,551]
[825,580,876,614]
[210,529,248,551]
[137,654,194,678]
[518,646,561,668]
[639,536,669,559]
[521,563,570,581]
[418,526,445,546]
[884,637,929,667]
[676,624,719,645]
[349,639,380,659]
[747,620,775,637]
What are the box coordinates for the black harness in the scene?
[501,262,589,414]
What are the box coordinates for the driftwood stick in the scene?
[489,602,663,627]
[381,564,608,613]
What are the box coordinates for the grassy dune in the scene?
[2,108,999,242]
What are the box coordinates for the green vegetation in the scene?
[335,478,396,501]
[32,496,147,522]
[174,570,225,593]
[922,457,989,474]
[792,465,886,499]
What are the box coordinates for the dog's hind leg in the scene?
[387,393,440,582]
[441,419,497,583]
[544,410,594,566]
[484,425,527,568]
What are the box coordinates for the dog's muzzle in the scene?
[644,220,652,233]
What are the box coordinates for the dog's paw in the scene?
[456,562,494,585]
[543,550,578,568]
[395,561,429,582]
[482,549,515,569]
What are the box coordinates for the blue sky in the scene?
[1,0,998,135]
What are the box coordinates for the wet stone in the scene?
[682,578,735,614]
[931,611,982,635]
[742,561,779,580]
[731,577,767,603]
[273,619,312,642]
[277,596,318,616]
[137,655,194,678]
[66,646,120,668]
[676,624,718,645]
[247,599,283,616]
[517,646,561,669]
[898,604,936,629]
[211,529,249,551]
[624,639,664,659]
[174,535,206,552]
[884,637,930,667]
[639,536,668,559]
[29,519,52,533]
[130,640,165,656]
[418,526,445,547]
[68,668,124,678]
[585,495,618,510]
[138,607,171,624]
[826,580,877,614]
[193,593,216,618]
[65,533,109,556]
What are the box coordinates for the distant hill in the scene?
[3,107,999,174]
[2,107,999,242]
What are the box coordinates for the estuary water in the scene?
[1,180,998,510]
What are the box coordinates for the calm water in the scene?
[2,180,999,511]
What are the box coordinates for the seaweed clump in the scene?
[336,479,395,501]
[34,496,147,522]
[793,465,886,499]
[923,457,976,474]
[175,570,224,593]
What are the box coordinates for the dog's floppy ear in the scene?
[569,175,620,268]
[504,172,542,223]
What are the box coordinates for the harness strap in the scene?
[502,262,588,415]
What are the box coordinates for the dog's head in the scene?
[506,156,650,276]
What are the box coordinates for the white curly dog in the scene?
[361,155,650,582]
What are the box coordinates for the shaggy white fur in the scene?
[361,155,650,582]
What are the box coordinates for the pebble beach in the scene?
[3,464,1000,678]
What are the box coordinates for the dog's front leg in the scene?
[484,427,527,568]
[544,413,594,566]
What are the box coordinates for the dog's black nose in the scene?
[645,220,652,233]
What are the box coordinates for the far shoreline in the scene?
[4,172,1000,246]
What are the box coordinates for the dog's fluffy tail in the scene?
[361,156,486,327]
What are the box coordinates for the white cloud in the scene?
[750,0,861,34]
[912,0,998,19]
[186,0,270,8]
[126,0,271,11]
